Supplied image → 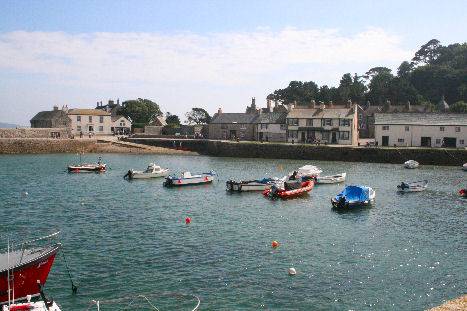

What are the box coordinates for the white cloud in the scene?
[0,28,410,86]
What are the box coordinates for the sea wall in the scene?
[125,138,467,166]
[0,128,70,139]
[0,139,97,154]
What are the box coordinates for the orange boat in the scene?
[263,180,314,199]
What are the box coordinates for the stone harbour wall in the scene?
[125,138,467,166]
[0,139,97,154]
[0,128,71,139]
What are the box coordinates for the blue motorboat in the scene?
[331,185,376,208]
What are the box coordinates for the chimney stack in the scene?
[266,98,272,112]
[218,108,223,115]
[346,99,351,108]
[405,101,411,112]
[309,100,315,109]
[117,98,120,105]
[53,105,58,111]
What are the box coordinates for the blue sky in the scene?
[1,0,466,125]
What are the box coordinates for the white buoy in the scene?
[288,267,297,276]
[22,191,28,196]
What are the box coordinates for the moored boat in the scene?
[68,157,106,173]
[263,180,314,199]
[404,160,419,169]
[2,300,61,311]
[397,180,428,193]
[316,173,346,184]
[163,171,215,187]
[124,163,169,180]
[297,165,322,180]
[331,185,375,208]
[0,233,61,305]
[463,163,467,171]
[226,177,284,192]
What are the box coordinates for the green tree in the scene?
[365,67,394,105]
[449,101,467,113]
[165,112,181,127]
[121,98,162,126]
[185,108,211,124]
[412,39,441,65]
[397,61,413,78]
[317,85,331,103]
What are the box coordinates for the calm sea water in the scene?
[0,154,465,310]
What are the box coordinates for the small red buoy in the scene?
[185,217,191,224]
[272,240,279,248]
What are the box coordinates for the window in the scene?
[240,124,247,129]
[77,116,81,122]
[439,126,444,131]
[306,119,313,126]
[460,139,465,144]
[322,132,330,141]
[322,119,332,126]
[99,116,104,123]
[339,119,350,127]
[280,124,287,130]
[455,127,460,132]
[77,125,81,131]
[288,130,298,139]
[89,116,92,122]
[398,138,404,143]
[382,126,389,130]
[287,118,299,126]
[260,124,268,129]
[120,121,125,126]
[435,139,441,144]
[99,126,103,132]
[339,131,349,140]
[405,126,410,131]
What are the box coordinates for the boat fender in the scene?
[272,240,279,248]
[185,217,191,224]
[288,267,297,276]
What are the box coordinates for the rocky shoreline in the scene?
[428,295,467,311]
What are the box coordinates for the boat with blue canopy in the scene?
[331,185,376,208]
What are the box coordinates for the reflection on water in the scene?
[0,154,465,310]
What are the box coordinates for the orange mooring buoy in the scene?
[185,217,191,224]
[272,240,279,248]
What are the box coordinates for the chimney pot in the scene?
[218,108,223,114]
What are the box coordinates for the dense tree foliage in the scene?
[185,108,211,124]
[165,112,181,127]
[121,98,162,127]
[449,101,467,113]
[269,40,467,110]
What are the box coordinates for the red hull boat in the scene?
[459,189,467,198]
[0,239,60,305]
[263,180,314,199]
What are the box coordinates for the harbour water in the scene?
[0,154,465,310]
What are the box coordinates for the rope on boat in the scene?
[60,246,78,294]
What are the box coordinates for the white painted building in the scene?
[111,115,132,135]
[68,109,112,135]
[374,113,467,148]
[285,103,358,145]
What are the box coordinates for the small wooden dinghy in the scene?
[163,171,215,187]
[397,180,428,193]
[263,180,314,199]
[124,163,169,180]
[316,173,346,184]
[404,160,419,169]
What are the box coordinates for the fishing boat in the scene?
[67,156,106,173]
[297,165,322,180]
[397,180,428,193]
[163,171,216,187]
[123,163,169,180]
[0,233,61,305]
[316,173,346,184]
[2,299,62,311]
[226,177,284,192]
[463,163,467,171]
[331,185,376,208]
[403,160,419,169]
[459,189,467,198]
[263,180,314,199]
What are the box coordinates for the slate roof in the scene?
[374,113,467,126]
[256,112,287,124]
[210,113,259,124]
[30,110,70,121]
[287,107,354,119]
[68,109,111,116]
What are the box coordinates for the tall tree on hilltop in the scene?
[121,98,162,126]
[412,39,441,65]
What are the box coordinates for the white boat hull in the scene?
[316,173,346,184]
[164,172,215,187]
[227,182,271,192]
[404,160,419,169]
[463,163,467,171]
[131,170,169,179]
[397,180,428,193]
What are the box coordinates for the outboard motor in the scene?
[338,196,347,208]
[123,170,132,179]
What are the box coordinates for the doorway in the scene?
[420,137,431,147]
[382,136,389,146]
[331,132,337,144]
[301,132,306,143]
[443,137,456,148]
[229,130,236,139]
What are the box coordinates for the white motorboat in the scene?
[463,163,467,171]
[397,180,428,193]
[124,163,169,180]
[316,173,346,184]
[226,177,285,192]
[2,300,62,311]
[297,165,322,180]
[163,171,215,187]
[404,160,419,169]
[68,156,106,173]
